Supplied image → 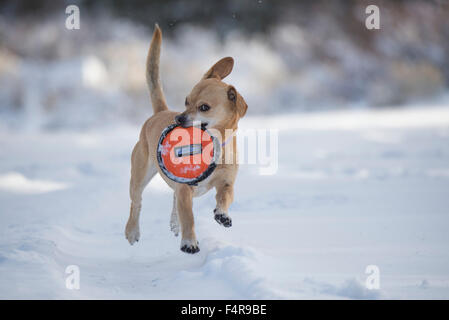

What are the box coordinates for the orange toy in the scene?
[157,124,220,185]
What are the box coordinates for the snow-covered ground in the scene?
[1,106,449,299]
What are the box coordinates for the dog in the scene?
[125,25,247,254]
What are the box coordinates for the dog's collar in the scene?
[221,131,236,147]
[199,123,234,147]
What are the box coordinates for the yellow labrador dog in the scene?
[125,25,247,254]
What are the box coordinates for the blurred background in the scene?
[0,0,448,130]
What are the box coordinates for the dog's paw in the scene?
[214,208,232,228]
[180,239,200,254]
[125,222,140,245]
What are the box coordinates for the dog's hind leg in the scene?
[125,140,156,245]
[170,193,179,237]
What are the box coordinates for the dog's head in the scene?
[175,57,247,130]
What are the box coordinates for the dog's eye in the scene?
[185,98,189,106]
[198,104,210,112]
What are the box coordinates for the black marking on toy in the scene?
[174,143,202,158]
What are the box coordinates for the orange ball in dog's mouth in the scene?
[157,124,221,185]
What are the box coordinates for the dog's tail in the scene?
[146,24,168,113]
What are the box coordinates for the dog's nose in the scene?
[175,114,187,125]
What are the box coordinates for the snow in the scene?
[0,172,69,194]
[1,106,449,299]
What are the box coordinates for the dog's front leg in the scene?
[214,182,234,227]
[176,184,199,254]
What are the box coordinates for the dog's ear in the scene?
[227,86,247,118]
[203,57,234,80]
